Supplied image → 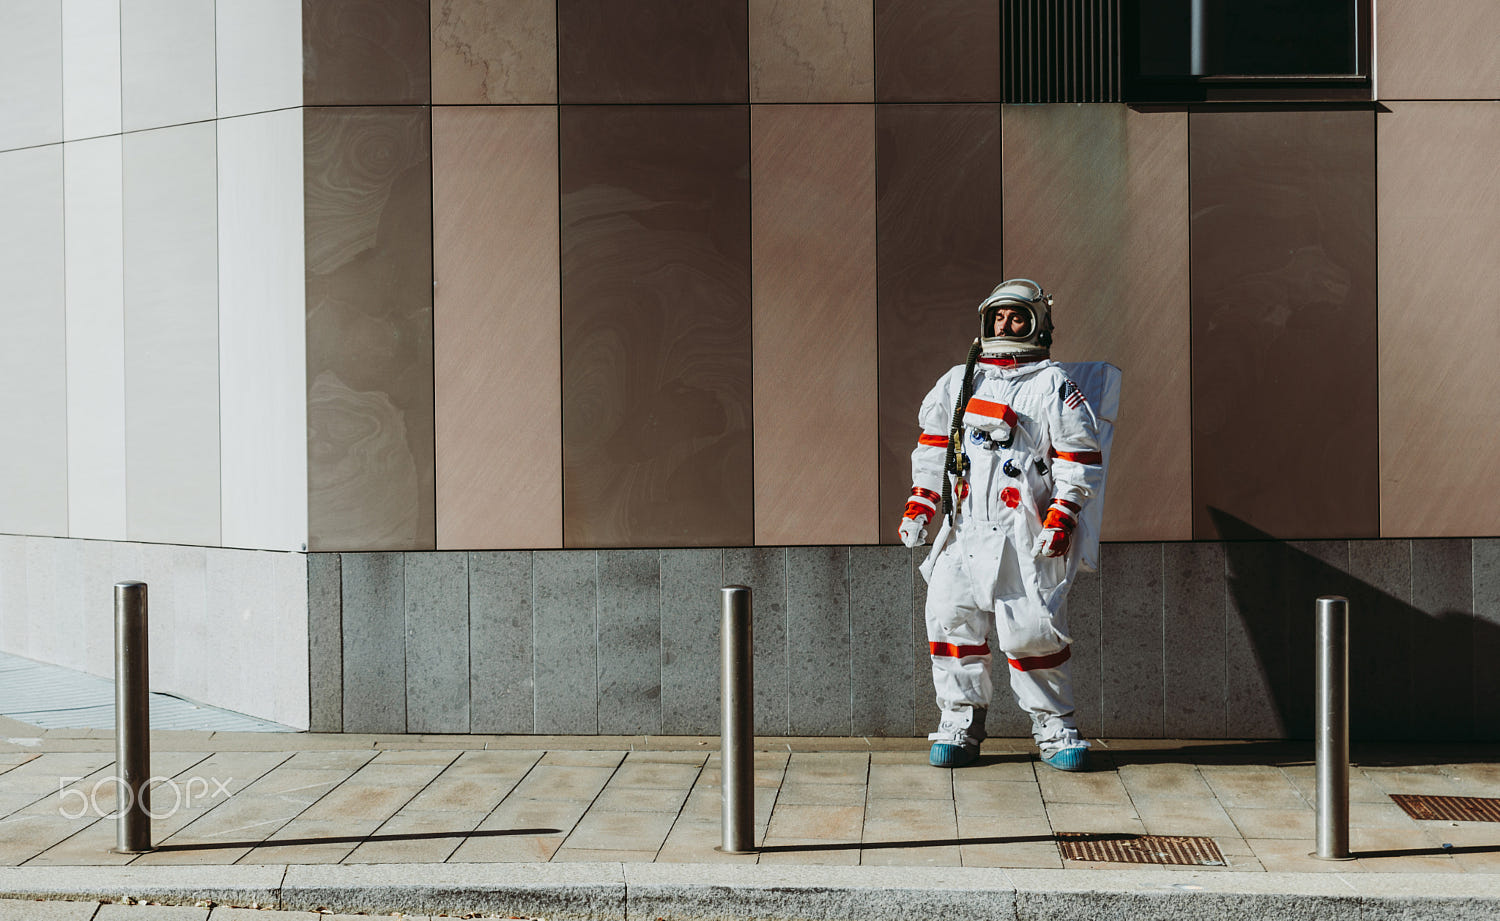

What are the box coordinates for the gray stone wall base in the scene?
[1,865,1498,921]
[314,539,1500,741]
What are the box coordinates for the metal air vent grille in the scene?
[1004,0,1121,103]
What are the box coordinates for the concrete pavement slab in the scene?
[1044,801,1146,835]
[755,838,863,866]
[1226,804,1316,839]
[1036,766,1133,805]
[94,905,207,920]
[339,811,474,864]
[954,779,1048,818]
[447,833,567,863]
[782,752,868,784]
[764,803,864,841]
[0,898,97,919]
[1131,796,1241,837]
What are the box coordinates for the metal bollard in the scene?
[719,585,755,854]
[1313,595,1352,860]
[113,581,154,854]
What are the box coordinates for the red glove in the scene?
[1033,498,1081,558]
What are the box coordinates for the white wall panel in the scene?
[0,146,68,538]
[23,538,64,667]
[63,538,114,676]
[272,549,310,728]
[0,535,29,658]
[216,0,302,118]
[0,0,63,151]
[62,0,122,140]
[65,136,128,541]
[139,541,183,689]
[192,547,307,726]
[120,0,216,132]
[124,122,221,546]
[218,110,307,551]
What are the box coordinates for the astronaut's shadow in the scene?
[1209,508,1500,743]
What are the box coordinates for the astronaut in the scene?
[900,279,1104,772]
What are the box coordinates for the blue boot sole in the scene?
[1041,747,1090,772]
[929,742,978,768]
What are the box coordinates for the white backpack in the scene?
[1056,362,1121,573]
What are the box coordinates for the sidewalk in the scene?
[2,717,1498,918]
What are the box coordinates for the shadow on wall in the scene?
[1210,509,1496,743]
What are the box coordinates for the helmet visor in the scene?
[981,301,1036,341]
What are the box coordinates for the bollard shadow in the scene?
[1208,509,1500,742]
[1100,740,1500,768]
[149,827,562,853]
[1352,843,1500,859]
[754,831,1130,855]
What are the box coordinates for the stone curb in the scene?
[0,865,1498,920]
[279,863,624,920]
[0,865,283,909]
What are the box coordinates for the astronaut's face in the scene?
[993,306,1030,338]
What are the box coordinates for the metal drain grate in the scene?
[1391,794,1500,823]
[1058,833,1225,866]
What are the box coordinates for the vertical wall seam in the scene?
[846,546,854,734]
[463,551,472,733]
[1159,541,1167,736]
[335,553,344,731]
[427,99,437,551]
[1372,105,1383,537]
[118,0,129,538]
[537,549,543,735]
[592,549,600,734]
[657,547,665,734]
[782,545,790,735]
[1185,109,1195,538]
[554,0,565,549]
[401,552,410,733]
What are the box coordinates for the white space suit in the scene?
[900,280,1105,771]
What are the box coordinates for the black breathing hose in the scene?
[941,339,983,521]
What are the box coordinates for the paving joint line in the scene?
[153,749,366,864]
[356,748,468,864]
[22,749,221,867]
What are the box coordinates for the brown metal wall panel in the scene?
[431,0,557,104]
[558,0,748,103]
[303,0,430,105]
[749,0,875,103]
[1189,110,1378,540]
[752,105,878,545]
[875,104,1003,543]
[559,106,753,548]
[1001,104,1190,541]
[1378,102,1500,537]
[875,0,1000,102]
[1378,0,1500,101]
[433,107,561,549]
[305,107,435,551]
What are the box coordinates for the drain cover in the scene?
[1057,833,1226,866]
[1391,794,1500,823]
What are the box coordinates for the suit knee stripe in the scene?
[930,641,990,658]
[1007,646,1071,671]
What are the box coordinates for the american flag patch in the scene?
[1060,379,1087,410]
